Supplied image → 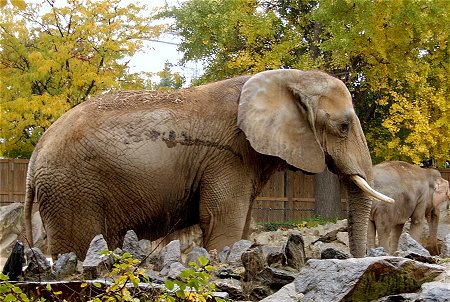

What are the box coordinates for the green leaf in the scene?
[165,279,175,290]
[122,252,132,259]
[188,261,199,269]
[93,282,102,288]
[175,289,186,299]
[4,294,16,302]
[19,293,30,301]
[100,249,111,256]
[198,256,209,266]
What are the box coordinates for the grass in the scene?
[257,216,337,232]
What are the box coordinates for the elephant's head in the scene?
[433,178,450,209]
[237,69,393,257]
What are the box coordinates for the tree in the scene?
[0,0,162,158]
[162,0,321,84]
[313,0,450,165]
[156,61,185,90]
[163,0,450,166]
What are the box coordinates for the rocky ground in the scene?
[1,203,450,301]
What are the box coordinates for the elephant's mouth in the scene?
[351,175,394,203]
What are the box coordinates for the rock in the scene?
[311,220,348,240]
[155,240,181,271]
[398,232,431,255]
[256,267,297,289]
[185,246,210,267]
[374,293,419,301]
[336,231,349,246]
[24,247,52,279]
[143,269,165,284]
[260,283,303,302]
[440,234,450,257]
[122,230,145,261]
[214,278,245,301]
[309,241,349,259]
[82,234,111,279]
[419,281,450,302]
[283,231,306,270]
[294,257,445,302]
[2,240,25,281]
[53,252,77,279]
[226,240,252,266]
[367,247,389,257]
[138,239,152,256]
[0,203,24,257]
[251,229,290,247]
[1,234,19,260]
[396,233,434,263]
[266,250,285,268]
[320,247,350,260]
[241,244,266,281]
[244,281,273,301]
[160,261,186,279]
[217,246,230,263]
[216,267,242,280]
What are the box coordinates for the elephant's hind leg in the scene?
[367,219,376,250]
[40,196,106,260]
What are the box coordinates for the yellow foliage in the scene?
[0,0,161,158]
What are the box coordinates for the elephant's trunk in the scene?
[346,181,372,258]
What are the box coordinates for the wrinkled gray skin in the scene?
[25,69,376,259]
[368,161,450,255]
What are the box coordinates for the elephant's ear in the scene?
[237,69,325,173]
[434,179,446,194]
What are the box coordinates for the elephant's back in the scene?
[83,75,251,114]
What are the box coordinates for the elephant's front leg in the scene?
[409,201,427,244]
[198,170,254,251]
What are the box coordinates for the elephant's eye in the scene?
[340,122,350,136]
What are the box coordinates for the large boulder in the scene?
[82,234,111,279]
[0,203,24,259]
[294,257,445,302]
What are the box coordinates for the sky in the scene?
[128,0,202,85]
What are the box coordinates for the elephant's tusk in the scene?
[351,175,395,203]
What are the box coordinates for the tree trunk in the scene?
[314,168,344,220]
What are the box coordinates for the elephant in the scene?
[367,161,450,255]
[24,69,393,260]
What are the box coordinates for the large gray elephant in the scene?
[24,69,392,259]
[368,161,450,255]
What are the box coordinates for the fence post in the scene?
[9,159,14,202]
[283,171,288,221]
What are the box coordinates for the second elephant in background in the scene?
[368,161,450,255]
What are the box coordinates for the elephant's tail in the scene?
[24,158,36,248]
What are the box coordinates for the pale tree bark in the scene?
[314,168,344,220]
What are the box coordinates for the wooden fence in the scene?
[0,159,29,204]
[2,159,450,223]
